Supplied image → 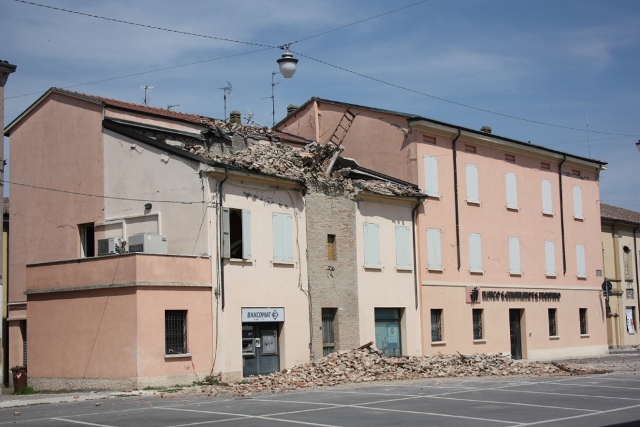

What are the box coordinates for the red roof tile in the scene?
[601,203,640,225]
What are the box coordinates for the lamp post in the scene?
[277,45,298,78]
[636,140,639,153]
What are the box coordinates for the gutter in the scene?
[452,129,462,270]
[412,197,426,309]
[559,155,567,275]
[635,226,639,305]
[218,168,229,310]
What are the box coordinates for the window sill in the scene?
[546,274,557,278]
[466,199,480,206]
[229,258,252,264]
[542,211,554,217]
[506,205,519,212]
[272,261,295,266]
[473,339,486,344]
[574,216,584,221]
[396,267,413,272]
[431,341,446,346]
[363,265,383,271]
[509,271,522,277]
[469,269,484,275]
[549,336,560,340]
[164,353,192,359]
[428,267,444,272]
[580,334,590,338]
[426,194,441,200]
[577,275,587,280]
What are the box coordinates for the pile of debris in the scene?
[232,345,611,396]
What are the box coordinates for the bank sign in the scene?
[241,307,285,323]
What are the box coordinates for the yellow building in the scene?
[601,204,639,349]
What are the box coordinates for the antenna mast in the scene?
[218,82,232,121]
[585,103,591,158]
[140,85,154,106]
[262,72,280,126]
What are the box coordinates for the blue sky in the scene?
[2,0,639,210]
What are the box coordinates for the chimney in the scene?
[229,110,241,125]
[480,126,492,134]
[287,104,299,115]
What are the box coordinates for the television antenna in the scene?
[218,81,232,121]
[167,104,181,111]
[245,108,255,125]
[262,72,280,126]
[140,85,154,106]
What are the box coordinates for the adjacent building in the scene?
[601,203,639,349]
[277,97,609,360]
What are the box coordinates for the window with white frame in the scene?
[573,186,583,219]
[509,237,521,275]
[426,228,442,270]
[545,241,556,276]
[541,180,553,215]
[469,233,483,272]
[576,244,586,278]
[272,212,293,263]
[423,155,439,197]
[222,208,251,259]
[506,172,518,209]
[363,222,381,267]
[466,164,479,203]
[395,226,412,270]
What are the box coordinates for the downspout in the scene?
[559,156,567,275]
[413,197,426,309]
[218,167,229,310]
[634,226,639,309]
[452,129,462,270]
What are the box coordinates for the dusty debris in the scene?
[230,346,611,396]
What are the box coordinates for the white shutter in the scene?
[395,226,412,269]
[576,244,586,278]
[222,207,231,258]
[364,223,381,267]
[273,213,293,262]
[469,233,482,272]
[423,155,439,196]
[509,237,521,274]
[573,186,583,219]
[272,213,283,262]
[506,172,518,209]
[541,180,553,214]
[466,164,479,203]
[242,209,252,260]
[426,228,442,269]
[545,241,556,276]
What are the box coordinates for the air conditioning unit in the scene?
[128,232,168,254]
[97,238,123,256]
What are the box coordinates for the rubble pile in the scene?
[232,346,611,396]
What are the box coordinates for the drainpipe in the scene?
[452,129,462,270]
[412,197,426,309]
[634,226,639,309]
[558,156,567,275]
[218,167,229,310]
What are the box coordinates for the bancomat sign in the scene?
[241,307,285,322]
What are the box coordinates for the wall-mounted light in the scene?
[277,45,298,78]
[145,203,152,210]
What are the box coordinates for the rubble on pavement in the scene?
[231,344,612,396]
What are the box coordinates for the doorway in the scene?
[242,322,280,377]
[509,309,523,360]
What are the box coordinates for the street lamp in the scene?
[636,140,640,153]
[277,46,298,78]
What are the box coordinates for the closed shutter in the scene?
[469,233,482,271]
[509,237,521,274]
[221,207,231,258]
[273,213,293,262]
[466,164,479,202]
[573,186,583,218]
[541,180,553,214]
[506,172,518,209]
[395,226,412,269]
[423,155,439,196]
[426,228,442,269]
[242,209,252,259]
[545,241,556,276]
[364,223,381,267]
[576,244,586,277]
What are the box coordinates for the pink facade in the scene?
[278,98,608,360]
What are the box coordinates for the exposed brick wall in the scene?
[305,190,360,359]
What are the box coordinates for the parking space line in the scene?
[533,381,640,390]
[514,403,640,426]
[492,388,640,401]
[427,396,597,412]
[49,418,117,427]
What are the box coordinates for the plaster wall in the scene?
[355,199,421,356]
[105,108,207,135]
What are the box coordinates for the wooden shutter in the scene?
[506,172,518,209]
[469,233,482,271]
[509,237,521,274]
[466,164,479,203]
[395,226,412,269]
[576,244,586,277]
[545,241,556,276]
[423,155,439,196]
[573,186,583,219]
[364,223,381,267]
[221,207,231,258]
[426,228,442,269]
[541,180,553,214]
[242,209,251,260]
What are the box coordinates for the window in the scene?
[473,309,483,340]
[573,186,583,219]
[79,223,95,258]
[322,308,337,356]
[395,226,412,270]
[466,164,479,203]
[375,308,402,356]
[222,208,251,259]
[579,308,588,335]
[423,135,436,144]
[505,172,518,209]
[465,144,476,153]
[165,310,188,354]
[541,180,553,215]
[21,320,27,365]
[576,244,586,278]
[626,307,637,334]
[541,162,551,170]
[509,237,521,275]
[431,309,443,342]
[545,241,556,276]
[548,308,558,336]
[469,233,483,272]
[623,246,632,279]
[426,228,442,270]
[572,169,581,177]
[272,212,293,262]
[423,155,439,197]
[505,154,515,163]
[327,234,336,261]
[363,223,381,267]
